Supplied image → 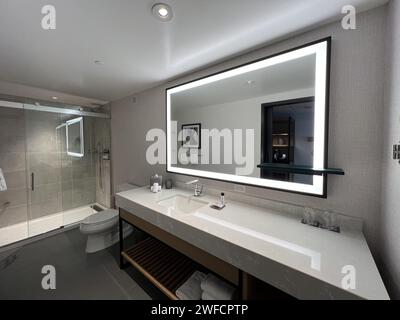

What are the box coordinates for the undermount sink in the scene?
[157,195,208,214]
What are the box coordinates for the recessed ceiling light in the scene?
[52,96,58,100]
[94,60,104,65]
[246,80,255,85]
[152,3,173,21]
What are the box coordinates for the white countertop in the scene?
[116,187,389,300]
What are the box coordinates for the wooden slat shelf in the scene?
[120,209,296,300]
[121,237,199,300]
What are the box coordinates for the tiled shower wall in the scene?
[0,107,28,228]
[58,115,97,212]
[94,118,111,208]
[59,116,111,210]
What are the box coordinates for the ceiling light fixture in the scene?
[152,3,173,21]
[52,96,58,100]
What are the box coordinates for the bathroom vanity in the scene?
[116,187,389,300]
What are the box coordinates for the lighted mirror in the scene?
[166,39,331,197]
[66,117,84,157]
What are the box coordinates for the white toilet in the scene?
[80,183,138,253]
[80,209,133,253]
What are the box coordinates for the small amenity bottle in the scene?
[220,193,225,206]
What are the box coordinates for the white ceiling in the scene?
[171,54,316,109]
[0,0,388,102]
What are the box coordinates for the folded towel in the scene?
[202,291,218,300]
[0,169,7,192]
[200,273,237,300]
[176,271,206,300]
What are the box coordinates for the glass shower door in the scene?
[25,109,64,237]
[25,110,98,234]
[0,105,30,247]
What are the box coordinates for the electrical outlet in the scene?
[234,184,246,193]
[394,144,400,161]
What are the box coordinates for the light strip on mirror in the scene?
[66,116,83,126]
[313,41,328,169]
[66,117,84,158]
[167,40,329,196]
[311,41,328,196]
[66,152,84,158]
[168,44,320,95]
[166,166,321,194]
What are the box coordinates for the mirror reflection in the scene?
[66,117,84,157]
[170,54,316,179]
[167,40,330,196]
[261,97,315,185]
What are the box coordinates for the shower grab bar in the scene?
[31,172,34,191]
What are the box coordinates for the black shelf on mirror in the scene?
[257,163,345,176]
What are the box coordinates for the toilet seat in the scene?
[80,209,118,234]
[79,208,132,253]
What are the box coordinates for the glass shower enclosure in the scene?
[0,100,111,247]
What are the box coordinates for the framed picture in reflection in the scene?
[181,123,201,149]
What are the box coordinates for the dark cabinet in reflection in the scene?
[261,97,314,185]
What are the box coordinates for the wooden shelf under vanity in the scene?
[119,208,295,300]
[121,237,199,300]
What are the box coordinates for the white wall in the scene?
[111,89,167,189]
[379,0,400,299]
[111,7,386,254]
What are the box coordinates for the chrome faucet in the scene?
[186,179,203,197]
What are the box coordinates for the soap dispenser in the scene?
[150,174,163,188]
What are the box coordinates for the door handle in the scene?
[31,172,34,191]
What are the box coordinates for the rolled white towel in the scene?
[176,271,207,300]
[200,273,237,300]
[0,168,7,192]
[202,291,218,300]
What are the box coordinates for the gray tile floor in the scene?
[0,227,165,300]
